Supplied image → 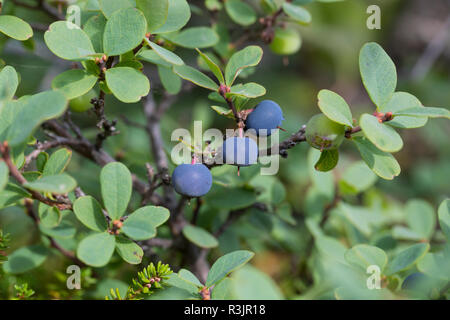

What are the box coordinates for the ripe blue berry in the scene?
[172,164,212,198]
[222,137,258,166]
[246,100,284,136]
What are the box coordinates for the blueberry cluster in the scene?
[171,100,285,198]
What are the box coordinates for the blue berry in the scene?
[246,100,284,136]
[222,137,258,166]
[172,164,212,197]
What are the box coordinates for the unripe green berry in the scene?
[305,114,345,151]
[269,28,302,56]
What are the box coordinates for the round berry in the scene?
[269,28,302,56]
[69,90,96,113]
[172,164,212,198]
[305,114,345,151]
[246,100,284,136]
[222,137,258,167]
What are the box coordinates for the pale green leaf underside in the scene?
[105,67,150,103]
[52,69,98,100]
[100,162,132,220]
[24,174,77,194]
[173,65,218,91]
[317,89,353,127]
[0,15,33,41]
[182,225,219,249]
[225,46,263,86]
[360,114,403,153]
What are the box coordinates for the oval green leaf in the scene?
[182,225,218,249]
[3,245,48,274]
[206,250,255,287]
[73,196,108,232]
[173,65,218,91]
[152,0,191,34]
[0,15,33,41]
[24,174,77,194]
[318,89,353,127]
[225,0,257,26]
[115,236,143,264]
[52,69,98,100]
[385,243,429,275]
[360,113,403,153]
[136,0,169,32]
[105,67,150,103]
[100,162,132,220]
[77,232,116,267]
[122,206,170,240]
[225,46,263,86]
[345,244,388,272]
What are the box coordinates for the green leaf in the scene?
[105,67,150,103]
[182,225,218,249]
[83,14,107,53]
[77,232,116,267]
[24,174,77,194]
[6,91,67,147]
[394,106,450,119]
[360,113,403,153]
[45,21,95,61]
[405,199,436,240]
[196,49,224,84]
[225,0,257,26]
[381,92,427,128]
[225,46,263,86]
[0,15,33,41]
[385,243,429,275]
[231,266,283,300]
[317,89,353,127]
[157,65,181,95]
[0,161,8,192]
[3,245,48,274]
[0,66,19,103]
[173,65,218,91]
[40,222,76,239]
[282,2,312,25]
[152,0,191,34]
[137,48,171,67]
[98,0,136,19]
[210,105,233,118]
[0,184,30,209]
[115,236,143,264]
[417,252,450,281]
[145,39,184,66]
[345,244,388,273]
[339,160,377,194]
[178,269,203,287]
[136,0,169,32]
[314,149,339,172]
[52,69,97,100]
[211,277,234,299]
[122,206,170,240]
[73,196,108,232]
[42,148,72,176]
[100,162,132,220]
[228,83,266,98]
[103,8,147,56]
[206,250,255,287]
[166,27,219,49]
[438,199,450,240]
[359,42,397,108]
[38,203,61,228]
[205,186,257,210]
[353,136,401,180]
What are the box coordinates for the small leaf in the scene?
[228,83,266,98]
[359,42,397,108]
[158,65,181,95]
[405,199,436,240]
[394,106,450,119]
[0,161,9,192]
[45,21,95,61]
[282,2,312,25]
[196,49,224,84]
[314,149,339,172]
[136,0,169,32]
[40,222,76,239]
[100,162,132,220]
[381,92,427,128]
[83,14,107,53]
[182,225,218,249]
[77,232,116,267]
[417,252,450,281]
[225,0,257,26]
[105,67,150,103]
[438,199,450,240]
[38,203,62,228]
[24,174,77,194]
[353,136,401,180]
[317,89,353,127]
[52,69,98,100]
[73,196,108,232]
[166,27,219,49]
[137,49,171,67]
[178,269,203,287]
[345,244,388,273]
[152,0,191,34]
[115,236,143,264]
[0,15,33,41]
[145,39,184,66]
[206,250,255,287]
[173,65,218,91]
[210,105,233,118]
[339,160,377,194]
[0,66,19,103]
[385,243,429,276]
[3,245,48,274]
[122,206,170,240]
[360,113,403,153]
[103,8,147,56]
[6,91,67,147]
[211,277,234,300]
[42,148,72,176]
[0,184,30,209]
[225,46,263,86]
